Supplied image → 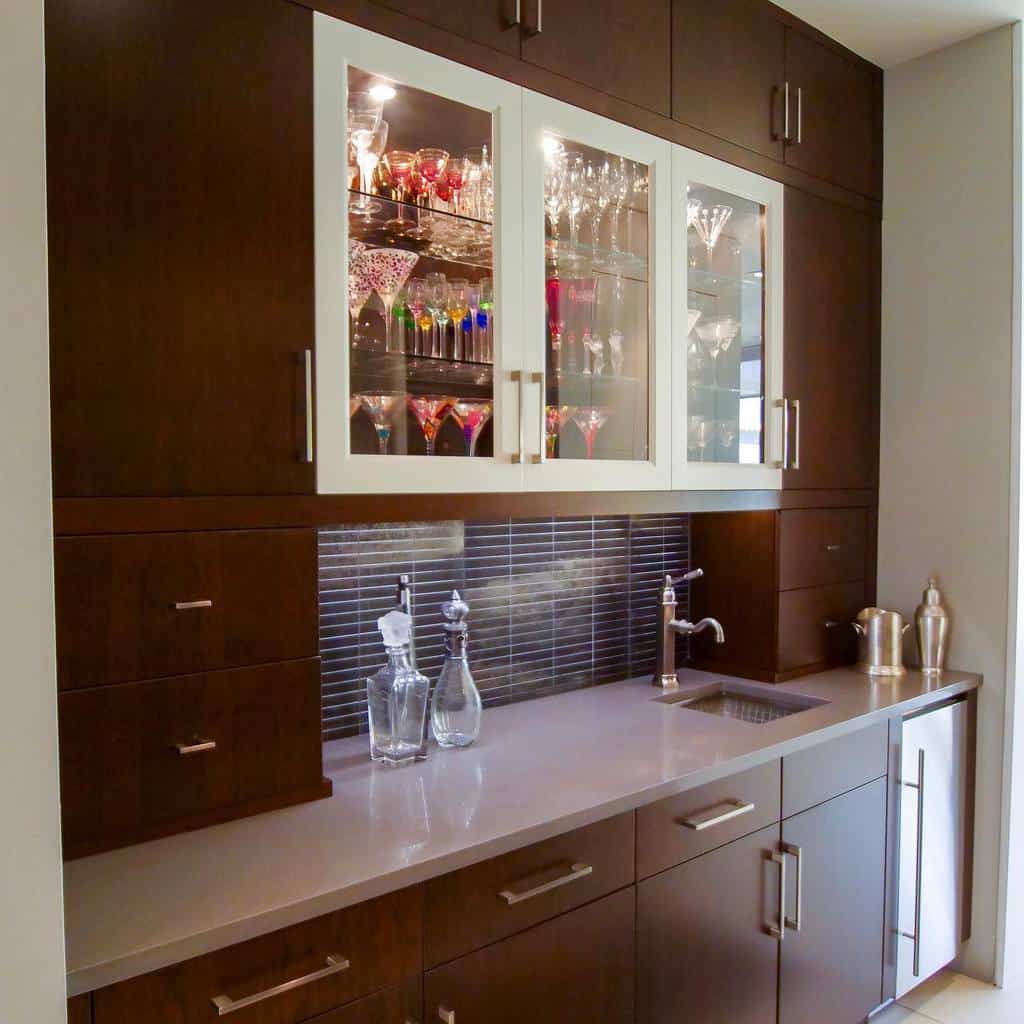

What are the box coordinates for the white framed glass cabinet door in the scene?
[520,91,673,490]
[314,15,525,493]
[672,147,784,489]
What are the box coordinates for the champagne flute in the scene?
[477,277,494,362]
[467,284,481,362]
[586,159,612,260]
[563,153,588,266]
[446,280,471,362]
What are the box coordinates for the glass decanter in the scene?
[430,591,481,749]
[367,609,429,767]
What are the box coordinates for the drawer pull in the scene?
[498,862,593,905]
[174,599,213,610]
[211,954,350,1015]
[825,544,841,553]
[175,739,217,756]
[680,798,755,831]
[438,1008,456,1024]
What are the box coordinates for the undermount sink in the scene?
[655,681,829,724]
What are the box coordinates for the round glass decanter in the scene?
[430,591,482,748]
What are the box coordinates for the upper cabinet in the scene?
[46,0,317,497]
[783,29,883,200]
[370,0,523,56]
[518,0,673,116]
[672,0,786,161]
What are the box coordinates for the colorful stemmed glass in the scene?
[414,148,449,215]
[477,277,494,363]
[382,150,417,230]
[425,272,448,359]
[348,254,375,348]
[446,280,471,362]
[544,404,574,459]
[452,400,493,457]
[406,278,428,357]
[545,278,564,374]
[571,406,610,460]
[408,396,453,456]
[444,157,467,217]
[364,248,419,354]
[359,393,401,456]
[350,119,389,215]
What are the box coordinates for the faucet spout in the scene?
[686,617,726,644]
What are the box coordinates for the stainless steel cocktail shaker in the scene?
[915,578,949,674]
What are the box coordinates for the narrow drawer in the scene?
[777,580,864,673]
[93,887,422,1024]
[308,980,420,1024]
[56,529,318,690]
[59,658,324,857]
[782,721,889,818]
[424,812,634,968]
[779,508,868,590]
[636,760,781,879]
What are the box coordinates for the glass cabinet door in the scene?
[672,148,784,489]
[314,16,524,493]
[522,92,672,491]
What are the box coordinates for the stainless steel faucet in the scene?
[652,569,726,689]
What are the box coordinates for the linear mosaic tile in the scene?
[318,514,690,740]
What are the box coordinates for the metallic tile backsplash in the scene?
[319,515,690,740]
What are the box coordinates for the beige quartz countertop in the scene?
[63,665,980,996]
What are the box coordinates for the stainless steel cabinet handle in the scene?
[524,0,542,34]
[174,599,213,611]
[782,82,791,142]
[498,862,593,905]
[211,954,349,1015]
[303,349,314,464]
[795,87,803,145]
[901,748,926,977]
[768,850,786,941]
[508,0,521,26]
[680,798,754,831]
[438,1009,455,1024]
[775,397,790,468]
[825,544,841,553]
[823,619,840,631]
[781,842,803,931]
[791,398,801,470]
[530,370,544,464]
[175,739,217,756]
[510,370,524,464]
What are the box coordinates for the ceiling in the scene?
[773,0,1021,67]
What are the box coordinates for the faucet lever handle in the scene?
[677,568,704,584]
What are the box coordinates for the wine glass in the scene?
[446,280,471,361]
[467,284,482,362]
[382,150,417,230]
[718,420,739,458]
[350,119,389,216]
[406,278,428,357]
[462,147,492,222]
[693,204,734,262]
[688,415,712,461]
[364,248,419,354]
[545,278,564,374]
[608,329,625,377]
[571,406,610,460]
[543,140,567,264]
[586,159,612,260]
[608,157,633,263]
[563,153,589,266]
[445,157,468,217]
[452,400,493,457]
[425,272,448,359]
[544,405,574,459]
[414,148,449,221]
[477,277,494,362]
[408,396,454,456]
[359,393,401,455]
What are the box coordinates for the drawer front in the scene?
[424,812,634,968]
[309,980,420,1024]
[56,529,317,690]
[425,888,635,1024]
[636,760,781,879]
[779,508,868,590]
[59,659,323,856]
[777,580,864,673]
[782,721,888,818]
[94,887,422,1024]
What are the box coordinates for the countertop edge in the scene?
[65,670,981,996]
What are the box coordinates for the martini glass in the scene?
[452,400,493,457]
[359,393,401,456]
[693,204,733,263]
[686,197,703,230]
[544,404,574,459]
[364,248,419,354]
[571,406,610,460]
[695,316,740,385]
[408,396,453,456]
[349,396,362,419]
[348,255,375,349]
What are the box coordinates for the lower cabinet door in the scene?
[637,824,780,1024]
[779,778,887,1024]
[424,888,634,1024]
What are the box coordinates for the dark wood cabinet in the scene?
[67,995,92,1024]
[424,888,635,1024]
[778,508,868,590]
[776,580,864,673]
[309,980,421,1024]
[671,0,785,160]
[638,824,780,1024]
[783,188,878,490]
[46,0,316,497]
[779,778,888,1024]
[783,29,883,200]
[519,0,672,115]
[370,0,522,55]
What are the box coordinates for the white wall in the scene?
[881,24,1016,982]
[0,1,68,1022]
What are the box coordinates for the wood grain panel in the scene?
[93,888,422,1024]
[46,0,315,496]
[56,530,317,691]
[424,812,634,967]
[59,659,324,858]
[68,994,92,1024]
[370,0,521,55]
[424,888,635,1024]
[776,580,863,674]
[308,979,421,1024]
[778,508,867,590]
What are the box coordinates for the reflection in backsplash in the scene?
[319,515,690,740]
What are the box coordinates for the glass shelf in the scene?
[350,349,493,400]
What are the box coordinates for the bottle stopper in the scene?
[377,608,412,647]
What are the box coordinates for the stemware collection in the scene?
[350,394,492,458]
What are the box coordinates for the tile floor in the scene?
[873,970,1024,1023]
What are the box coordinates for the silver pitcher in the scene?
[852,607,910,677]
